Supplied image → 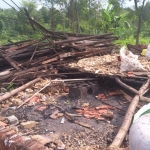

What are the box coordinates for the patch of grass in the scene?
[115,36,149,47]
[115,36,135,47]
[7,83,14,91]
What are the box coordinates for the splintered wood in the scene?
[69,55,150,75]
[69,55,120,75]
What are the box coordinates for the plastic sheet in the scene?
[120,46,145,72]
[129,113,150,150]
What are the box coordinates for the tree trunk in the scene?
[51,1,55,31]
[135,16,142,46]
[134,0,146,46]
[60,1,66,31]
[76,0,80,33]
[88,0,91,35]
[95,9,97,34]
[69,0,74,32]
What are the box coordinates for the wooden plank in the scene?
[53,33,113,44]
[0,52,22,71]
[2,55,22,71]
[5,37,46,52]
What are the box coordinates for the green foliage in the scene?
[0,0,150,46]
[7,83,14,91]
[0,20,4,31]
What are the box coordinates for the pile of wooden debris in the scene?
[1,3,150,150]
[0,31,117,87]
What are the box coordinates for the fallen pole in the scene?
[0,78,41,103]
[104,78,150,150]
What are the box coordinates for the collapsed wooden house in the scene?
[0,4,150,150]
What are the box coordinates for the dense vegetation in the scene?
[0,0,150,45]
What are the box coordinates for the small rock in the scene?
[48,143,57,149]
[102,110,114,119]
[95,70,100,74]
[0,87,7,93]
[7,115,19,125]
[41,95,47,101]
[60,117,65,124]
[81,103,89,107]
[55,140,65,150]
[11,98,23,106]
[21,121,38,129]
[50,110,59,119]
[25,88,33,93]
[9,106,17,110]
[107,138,112,144]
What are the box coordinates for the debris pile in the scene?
[0,2,149,150]
[0,77,127,150]
[0,31,117,87]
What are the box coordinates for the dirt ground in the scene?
[0,78,135,150]
[1,77,146,150]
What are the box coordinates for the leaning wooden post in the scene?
[104,77,149,150]
[0,78,41,103]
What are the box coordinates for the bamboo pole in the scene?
[41,33,113,47]
[0,78,41,103]
[104,78,150,150]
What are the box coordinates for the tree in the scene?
[0,20,4,32]
[38,0,61,31]
[141,1,150,37]
[133,0,147,46]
